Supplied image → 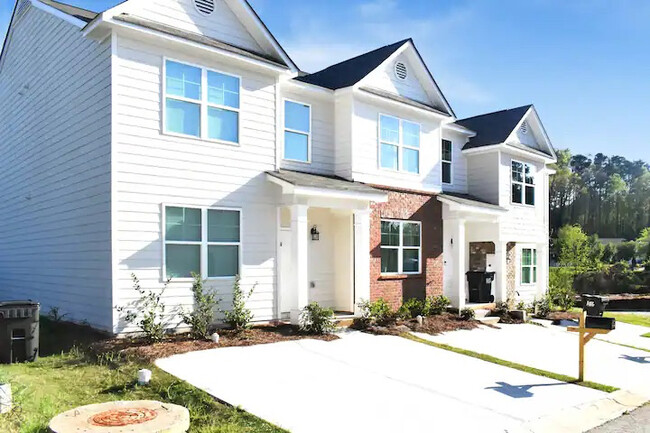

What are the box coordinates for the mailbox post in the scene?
[567,295,615,381]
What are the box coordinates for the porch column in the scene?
[494,241,509,305]
[448,218,466,311]
[353,209,371,315]
[290,204,309,324]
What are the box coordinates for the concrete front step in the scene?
[473,309,492,319]
[477,316,500,325]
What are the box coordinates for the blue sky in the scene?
[1,0,649,161]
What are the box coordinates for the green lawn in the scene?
[603,312,650,328]
[642,333,650,338]
[0,319,284,433]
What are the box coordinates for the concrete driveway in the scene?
[416,323,650,398]
[156,331,606,433]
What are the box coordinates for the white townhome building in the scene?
[0,0,557,334]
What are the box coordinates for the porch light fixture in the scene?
[311,226,320,241]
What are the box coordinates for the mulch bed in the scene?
[360,312,480,336]
[547,311,581,321]
[89,324,338,363]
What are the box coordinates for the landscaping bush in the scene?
[534,296,552,318]
[424,295,451,316]
[356,298,395,326]
[223,275,255,331]
[548,267,575,311]
[397,298,426,319]
[299,302,336,335]
[180,273,220,340]
[117,274,169,343]
[460,308,475,321]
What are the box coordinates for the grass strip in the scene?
[403,333,619,393]
[604,312,650,328]
[595,338,650,353]
[643,333,650,338]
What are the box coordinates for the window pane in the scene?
[285,101,310,133]
[403,223,420,247]
[381,221,400,246]
[284,131,309,161]
[166,207,201,241]
[403,249,420,273]
[166,244,200,278]
[380,115,399,143]
[525,164,535,185]
[442,162,451,184]
[512,183,523,203]
[166,99,200,137]
[166,60,201,100]
[512,161,523,182]
[208,107,238,143]
[533,266,537,283]
[380,143,398,170]
[381,248,398,273]
[208,210,240,242]
[403,121,420,148]
[208,245,239,277]
[521,266,531,284]
[522,249,532,266]
[525,186,535,205]
[442,140,452,162]
[402,148,419,174]
[207,71,240,108]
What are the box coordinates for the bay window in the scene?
[164,206,241,279]
[521,248,537,284]
[511,160,535,205]
[379,115,420,174]
[164,59,240,143]
[380,220,421,274]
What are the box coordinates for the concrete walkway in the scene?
[157,331,607,433]
[588,404,650,432]
[416,323,650,398]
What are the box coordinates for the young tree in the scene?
[615,241,637,263]
[556,225,596,271]
[636,228,650,260]
[602,243,617,264]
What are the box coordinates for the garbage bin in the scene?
[0,301,39,364]
[466,272,496,303]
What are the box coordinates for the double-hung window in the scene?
[284,100,311,162]
[521,248,537,284]
[379,115,420,174]
[442,139,452,184]
[164,206,241,279]
[511,160,535,205]
[380,220,421,274]
[165,59,240,143]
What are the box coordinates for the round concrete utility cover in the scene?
[48,400,190,433]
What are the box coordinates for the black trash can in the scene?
[466,272,495,303]
[0,301,40,364]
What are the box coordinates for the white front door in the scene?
[279,229,295,314]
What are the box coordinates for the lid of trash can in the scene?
[0,300,39,308]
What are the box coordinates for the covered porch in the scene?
[438,194,508,311]
[267,170,388,323]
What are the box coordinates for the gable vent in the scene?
[520,121,529,135]
[394,62,408,80]
[194,0,215,15]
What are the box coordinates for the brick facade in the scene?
[369,188,444,309]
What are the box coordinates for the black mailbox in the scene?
[582,294,609,317]
[585,316,616,330]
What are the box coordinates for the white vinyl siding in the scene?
[0,7,113,330]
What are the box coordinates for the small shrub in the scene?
[491,302,509,318]
[223,275,256,331]
[534,296,552,318]
[424,295,451,316]
[48,306,68,323]
[460,307,475,321]
[397,298,426,319]
[549,267,576,311]
[356,298,395,326]
[516,301,526,311]
[299,302,336,334]
[180,273,220,340]
[117,274,169,343]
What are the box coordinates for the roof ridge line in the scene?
[457,104,533,122]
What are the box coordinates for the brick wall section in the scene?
[369,188,443,310]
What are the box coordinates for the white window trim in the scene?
[377,113,421,175]
[518,245,538,286]
[511,159,536,207]
[162,204,243,282]
[162,57,242,146]
[380,219,422,275]
[442,138,453,185]
[282,98,312,163]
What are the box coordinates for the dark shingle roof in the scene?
[267,170,386,197]
[456,105,532,150]
[294,39,410,90]
[40,0,98,23]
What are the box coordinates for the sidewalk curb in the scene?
[513,390,649,433]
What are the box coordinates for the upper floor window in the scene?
[164,60,240,144]
[379,115,420,174]
[284,100,311,162]
[521,248,537,284]
[380,220,421,274]
[164,206,241,279]
[442,139,452,184]
[511,160,535,206]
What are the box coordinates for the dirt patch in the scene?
[90,324,338,363]
[359,313,480,336]
[548,311,581,321]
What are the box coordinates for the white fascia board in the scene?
[282,77,335,98]
[437,196,506,217]
[506,106,557,160]
[30,0,86,28]
[462,143,555,164]
[266,173,388,203]
[353,87,450,121]
[442,122,476,137]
